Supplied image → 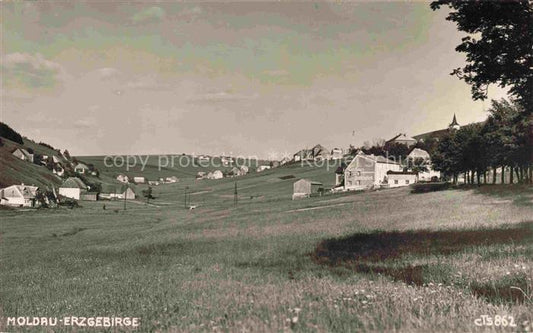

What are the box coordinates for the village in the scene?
[1,2,531,332]
[1,114,465,208]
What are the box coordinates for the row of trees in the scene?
[432,99,531,185]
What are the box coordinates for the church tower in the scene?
[449,113,460,130]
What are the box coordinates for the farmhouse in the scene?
[407,148,431,160]
[74,163,90,174]
[52,155,64,164]
[293,149,312,162]
[12,148,34,163]
[116,174,129,183]
[331,148,344,160]
[256,165,271,172]
[100,184,135,200]
[207,170,223,179]
[239,165,249,175]
[53,163,65,177]
[229,166,243,177]
[0,184,38,207]
[58,177,88,200]
[386,171,418,188]
[386,133,417,147]
[280,157,291,165]
[165,176,179,183]
[406,148,441,181]
[344,152,402,190]
[196,171,207,179]
[133,176,146,184]
[292,179,323,200]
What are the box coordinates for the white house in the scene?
[385,171,418,188]
[280,157,291,165]
[165,176,179,183]
[12,148,34,163]
[133,176,146,184]
[196,171,207,179]
[74,163,90,174]
[331,148,344,160]
[256,165,271,172]
[407,148,430,160]
[344,152,402,190]
[53,163,65,177]
[100,184,135,200]
[58,177,88,200]
[407,148,441,181]
[52,155,64,164]
[116,174,129,183]
[207,170,223,179]
[0,184,38,207]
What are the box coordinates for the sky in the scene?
[1,1,508,159]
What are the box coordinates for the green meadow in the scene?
[1,164,532,332]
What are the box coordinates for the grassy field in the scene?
[1,167,532,332]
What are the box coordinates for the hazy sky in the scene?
[1,1,508,159]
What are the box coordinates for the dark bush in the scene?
[411,182,450,193]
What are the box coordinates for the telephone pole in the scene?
[234,182,238,206]
[184,186,189,209]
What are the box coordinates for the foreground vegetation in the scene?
[1,175,532,332]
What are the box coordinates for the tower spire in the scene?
[449,113,460,129]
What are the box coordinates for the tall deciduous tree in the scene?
[430,1,533,113]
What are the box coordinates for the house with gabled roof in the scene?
[385,133,417,147]
[344,152,402,190]
[0,184,39,207]
[58,177,88,200]
[74,163,90,174]
[12,148,34,163]
[100,184,135,200]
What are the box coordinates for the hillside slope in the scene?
[0,138,63,188]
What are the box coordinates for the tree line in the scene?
[432,99,531,185]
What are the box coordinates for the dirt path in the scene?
[286,202,351,213]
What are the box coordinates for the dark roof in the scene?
[101,184,130,194]
[386,133,416,144]
[60,177,87,189]
[296,179,323,185]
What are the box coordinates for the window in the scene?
[405,180,410,184]
[357,180,361,185]
[394,180,398,184]
[357,171,361,176]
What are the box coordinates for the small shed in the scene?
[292,179,323,200]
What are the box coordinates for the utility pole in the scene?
[184,186,189,209]
[123,185,127,211]
[234,182,238,206]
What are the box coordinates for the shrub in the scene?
[411,182,450,193]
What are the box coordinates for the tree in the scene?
[0,122,24,144]
[384,142,410,162]
[430,1,533,113]
[482,99,532,184]
[142,187,154,203]
[432,132,462,184]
